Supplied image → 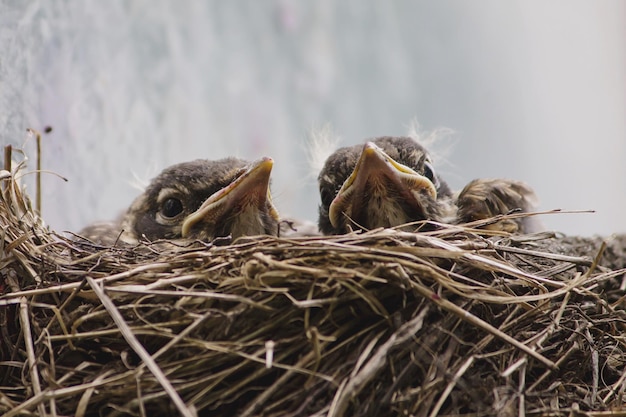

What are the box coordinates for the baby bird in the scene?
[317,136,454,234]
[79,157,279,245]
[455,178,540,233]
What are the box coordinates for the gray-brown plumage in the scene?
[318,136,539,235]
[318,136,453,234]
[79,157,279,245]
[455,178,540,233]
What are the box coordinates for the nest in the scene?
[1,158,626,417]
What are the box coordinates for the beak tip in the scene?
[258,157,274,173]
[361,142,380,158]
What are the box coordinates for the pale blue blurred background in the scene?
[1,1,624,236]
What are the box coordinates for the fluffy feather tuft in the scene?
[305,124,341,179]
[405,118,456,169]
[128,161,160,192]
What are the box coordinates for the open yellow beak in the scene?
[328,142,437,228]
[181,157,279,237]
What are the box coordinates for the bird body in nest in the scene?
[455,178,540,233]
[318,136,538,235]
[79,157,279,245]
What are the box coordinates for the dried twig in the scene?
[86,276,196,417]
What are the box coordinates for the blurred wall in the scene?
[1,0,624,236]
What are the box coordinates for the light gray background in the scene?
[1,1,624,236]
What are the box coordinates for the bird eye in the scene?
[423,162,435,181]
[423,161,440,187]
[161,197,183,218]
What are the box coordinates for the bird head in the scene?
[122,157,279,242]
[318,137,452,234]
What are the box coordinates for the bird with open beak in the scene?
[79,157,279,245]
[317,136,454,235]
[318,136,539,235]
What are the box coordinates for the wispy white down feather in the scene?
[405,118,456,168]
[128,161,160,193]
[305,124,341,179]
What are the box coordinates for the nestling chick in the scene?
[317,136,454,234]
[455,178,540,233]
[79,157,279,245]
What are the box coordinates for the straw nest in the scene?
[1,160,626,417]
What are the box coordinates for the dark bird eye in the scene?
[423,162,435,182]
[161,198,183,218]
[423,161,441,189]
